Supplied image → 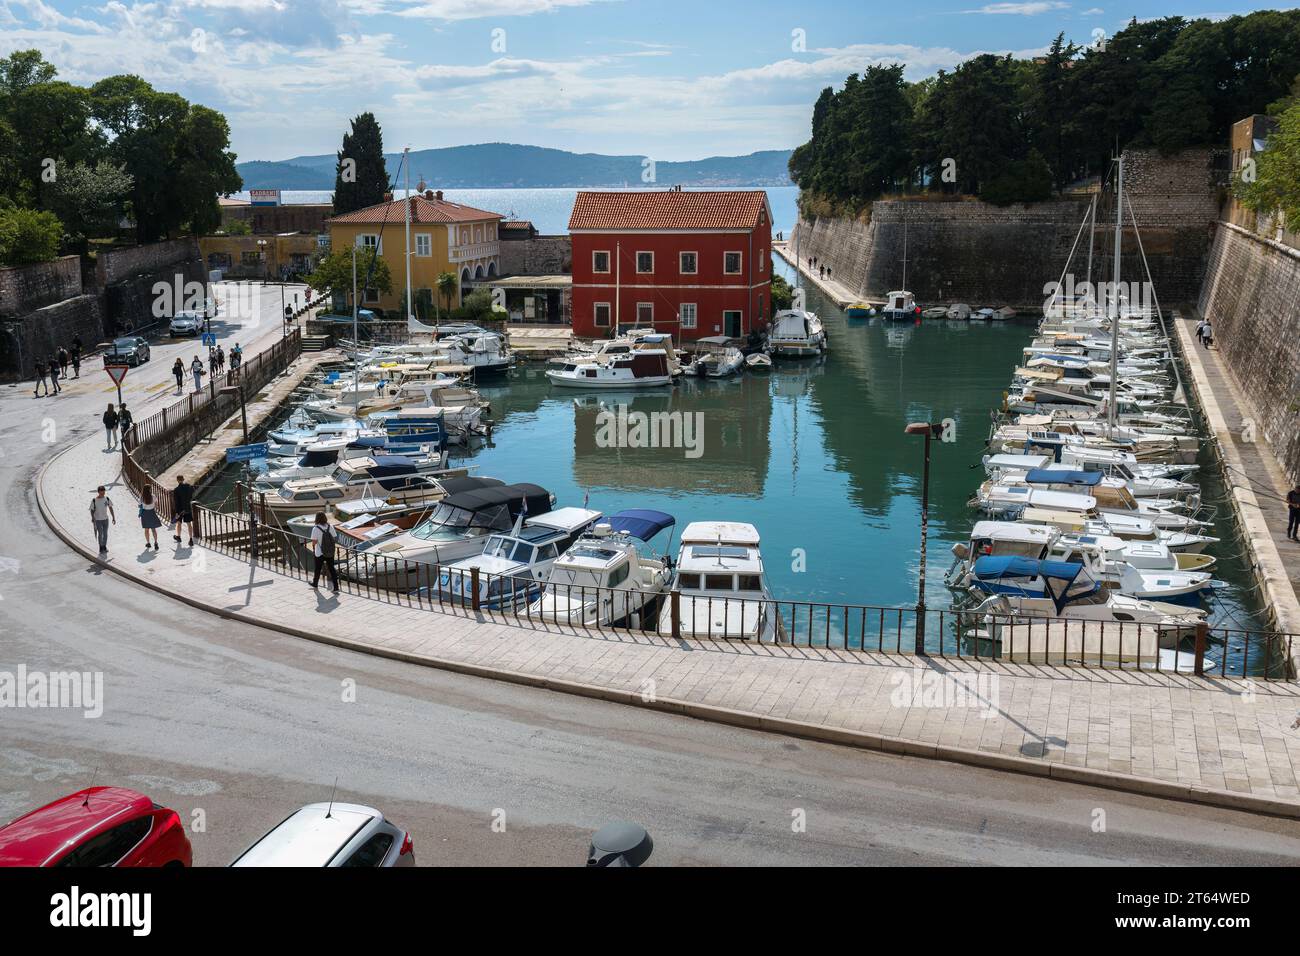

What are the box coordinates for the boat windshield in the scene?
[411,502,514,540]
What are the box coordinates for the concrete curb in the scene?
[34,438,1300,822]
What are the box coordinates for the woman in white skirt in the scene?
[139,485,162,551]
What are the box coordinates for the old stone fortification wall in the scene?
[1198,222,1300,483]
[499,236,571,276]
[791,148,1219,309]
[0,256,81,315]
[0,295,105,379]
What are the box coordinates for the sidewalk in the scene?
[37,422,1300,815]
[773,242,861,307]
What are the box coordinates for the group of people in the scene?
[1195,318,1215,348]
[804,255,832,280]
[90,474,196,555]
[32,339,83,397]
[171,343,243,394]
[101,403,134,449]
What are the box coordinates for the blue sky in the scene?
[0,1,1290,162]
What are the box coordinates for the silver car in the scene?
[230,803,414,867]
[169,310,204,336]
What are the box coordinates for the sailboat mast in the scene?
[902,219,908,291]
[1084,191,1098,294]
[403,146,412,325]
[1107,156,1123,429]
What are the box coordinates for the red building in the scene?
[568,189,773,341]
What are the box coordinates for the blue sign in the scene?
[201,332,217,347]
[226,442,269,463]
[324,371,341,383]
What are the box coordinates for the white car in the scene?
[230,803,415,867]
[169,310,204,336]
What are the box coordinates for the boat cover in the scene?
[1025,468,1102,486]
[606,509,675,541]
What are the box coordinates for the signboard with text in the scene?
[226,443,270,463]
[249,189,281,206]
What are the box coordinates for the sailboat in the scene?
[882,219,919,321]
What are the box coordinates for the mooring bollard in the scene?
[470,566,481,612]
[1194,621,1208,677]
[670,589,681,639]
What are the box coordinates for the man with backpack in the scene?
[89,485,116,554]
[172,474,196,548]
[307,511,340,593]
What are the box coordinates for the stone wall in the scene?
[96,239,202,287]
[0,295,104,379]
[0,256,82,316]
[499,236,571,276]
[100,240,207,337]
[1197,222,1300,483]
[791,148,1221,310]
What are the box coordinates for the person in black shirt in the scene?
[33,360,47,397]
[1287,484,1300,541]
[172,475,196,547]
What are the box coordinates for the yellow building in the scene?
[198,233,322,279]
[327,190,503,316]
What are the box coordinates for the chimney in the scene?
[409,196,417,216]
[425,189,434,200]
[383,191,393,203]
[435,190,443,201]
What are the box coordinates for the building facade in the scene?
[326,190,503,316]
[568,189,773,340]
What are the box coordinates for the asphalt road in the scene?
[2,284,1300,866]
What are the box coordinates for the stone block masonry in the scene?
[0,256,82,316]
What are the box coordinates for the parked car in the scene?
[103,336,151,366]
[230,802,414,867]
[0,786,192,867]
[169,310,205,336]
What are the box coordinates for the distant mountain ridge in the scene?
[236,143,794,191]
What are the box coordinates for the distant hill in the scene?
[236,143,794,191]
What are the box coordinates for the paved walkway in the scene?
[36,417,1300,814]
[773,242,861,307]
[1173,311,1300,645]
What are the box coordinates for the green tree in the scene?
[46,161,133,253]
[307,248,393,301]
[1235,97,1300,225]
[436,270,458,313]
[0,202,63,264]
[770,272,794,311]
[333,113,390,216]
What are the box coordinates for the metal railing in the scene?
[191,502,1295,679]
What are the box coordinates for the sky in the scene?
[0,0,1291,163]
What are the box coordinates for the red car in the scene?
[0,787,192,867]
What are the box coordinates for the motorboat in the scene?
[658,521,780,641]
[529,510,675,628]
[262,455,461,523]
[767,309,826,358]
[1016,505,1219,553]
[881,290,919,321]
[558,331,686,376]
[685,337,745,378]
[283,476,505,541]
[546,350,674,389]
[254,438,371,489]
[341,482,556,590]
[845,303,873,319]
[946,303,971,320]
[434,507,605,609]
[745,352,773,370]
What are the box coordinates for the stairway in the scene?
[300,335,332,352]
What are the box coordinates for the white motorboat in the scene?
[658,521,780,641]
[744,352,772,370]
[767,309,826,358]
[546,349,674,388]
[261,455,460,523]
[530,510,676,628]
[946,303,972,320]
[685,337,745,378]
[881,290,918,322]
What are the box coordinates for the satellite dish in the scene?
[416,179,427,193]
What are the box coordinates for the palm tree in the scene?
[436,271,457,320]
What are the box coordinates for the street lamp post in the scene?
[905,421,944,655]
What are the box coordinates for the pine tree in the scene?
[333,112,390,216]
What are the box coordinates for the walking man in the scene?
[230,343,242,374]
[190,355,205,393]
[102,403,119,449]
[118,404,134,443]
[47,356,61,395]
[33,359,48,397]
[1288,484,1300,541]
[172,474,195,548]
[57,346,69,376]
[1202,320,1213,349]
[1195,318,1207,346]
[89,485,116,554]
[307,512,340,593]
[70,346,81,379]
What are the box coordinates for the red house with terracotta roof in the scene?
[568,189,773,341]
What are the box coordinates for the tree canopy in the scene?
[333,113,391,216]
[790,11,1300,210]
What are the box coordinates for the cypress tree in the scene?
[333,112,390,216]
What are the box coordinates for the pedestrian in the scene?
[306,511,340,593]
[1288,484,1300,542]
[172,357,184,394]
[118,404,134,442]
[819,265,825,279]
[216,345,226,376]
[102,403,119,449]
[172,474,195,548]
[190,355,205,393]
[89,485,116,554]
[230,343,242,372]
[33,359,47,398]
[47,357,60,395]
[70,347,81,379]
[1203,320,1214,349]
[139,484,161,551]
[57,346,69,376]
[1195,318,1207,345]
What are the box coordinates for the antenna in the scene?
[82,768,99,807]
[325,776,338,818]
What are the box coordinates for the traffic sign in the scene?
[226,442,270,463]
[105,364,129,386]
[201,332,217,347]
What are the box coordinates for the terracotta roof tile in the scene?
[329,195,504,226]
[568,190,769,231]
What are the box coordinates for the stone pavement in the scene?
[773,242,861,307]
[1173,311,1300,645]
[36,419,1300,815]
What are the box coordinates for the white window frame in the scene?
[357,233,381,254]
[592,250,611,274]
[593,302,611,327]
[679,303,697,329]
[636,251,654,274]
[415,233,432,257]
[636,302,654,325]
[724,251,742,275]
[679,251,698,275]
[759,249,766,272]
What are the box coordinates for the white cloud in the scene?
[964,2,1069,14]
[388,0,612,20]
[1082,6,1104,14]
